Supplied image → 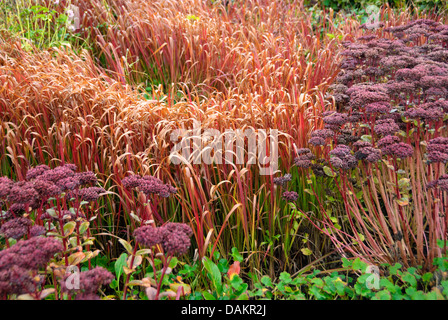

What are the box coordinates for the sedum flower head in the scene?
[0,217,32,240]
[282,191,299,202]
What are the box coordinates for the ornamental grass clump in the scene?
[294,18,448,272]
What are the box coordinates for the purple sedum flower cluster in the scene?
[134,222,193,256]
[0,163,104,219]
[0,237,63,296]
[122,174,176,198]
[301,19,448,174]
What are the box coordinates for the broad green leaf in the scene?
[261,275,272,287]
[352,258,367,272]
[63,221,76,237]
[119,238,134,255]
[323,166,336,177]
[301,248,313,256]
[115,252,128,280]
[169,257,179,269]
[231,247,243,262]
[46,208,58,219]
[202,291,216,300]
[79,222,89,235]
[68,252,85,266]
[422,272,433,282]
[279,272,292,284]
[202,256,222,295]
[136,249,152,255]
[373,290,391,300]
[361,135,372,142]
[341,257,352,268]
[402,272,417,287]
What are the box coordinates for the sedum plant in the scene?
[284,18,448,272]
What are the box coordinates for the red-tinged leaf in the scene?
[228,261,240,280]
[145,287,157,300]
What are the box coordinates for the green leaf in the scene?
[437,239,447,249]
[373,290,391,300]
[231,247,243,262]
[402,272,417,287]
[279,272,292,284]
[333,277,347,296]
[358,233,365,242]
[390,263,402,276]
[236,291,249,300]
[78,221,89,235]
[311,278,324,288]
[115,253,128,281]
[309,285,326,300]
[46,208,58,219]
[341,257,352,268]
[398,178,410,189]
[380,278,399,293]
[110,279,118,289]
[441,280,448,296]
[217,258,229,273]
[169,257,179,269]
[301,248,313,256]
[291,276,307,286]
[261,276,273,287]
[354,281,373,297]
[422,272,433,283]
[202,291,216,300]
[230,275,244,290]
[63,221,76,237]
[323,166,336,177]
[118,238,134,255]
[352,258,367,272]
[202,257,223,295]
[361,135,372,142]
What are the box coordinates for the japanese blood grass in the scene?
[0,33,331,273]
[73,0,346,94]
[0,2,443,280]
